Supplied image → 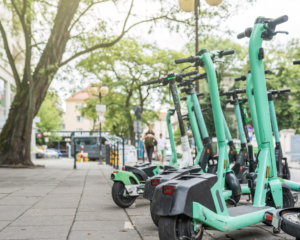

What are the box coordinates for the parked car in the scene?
[35,147,45,159]
[44,149,59,158]
[71,135,135,160]
[48,148,62,158]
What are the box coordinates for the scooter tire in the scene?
[111,182,137,208]
[226,194,240,206]
[264,187,294,226]
[150,201,159,227]
[158,215,203,240]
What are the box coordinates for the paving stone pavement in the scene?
[0,158,298,240]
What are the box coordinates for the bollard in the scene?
[105,142,110,164]
[81,146,84,162]
[73,139,77,169]
[116,141,119,169]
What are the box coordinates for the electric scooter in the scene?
[153,16,298,240]
[221,89,250,184]
[235,74,292,180]
[111,70,198,208]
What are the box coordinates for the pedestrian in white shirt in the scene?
[157,133,167,163]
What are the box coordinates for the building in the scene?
[0,9,24,131]
[64,86,99,131]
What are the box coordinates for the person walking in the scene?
[142,125,157,164]
[157,133,167,164]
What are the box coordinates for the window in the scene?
[76,116,84,122]
[76,103,83,109]
[74,137,97,146]
[61,124,65,130]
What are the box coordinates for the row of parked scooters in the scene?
[110,15,300,240]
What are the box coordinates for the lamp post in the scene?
[89,84,109,164]
[179,0,223,93]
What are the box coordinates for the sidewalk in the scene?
[0,158,297,240]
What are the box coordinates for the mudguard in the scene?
[228,141,238,164]
[151,173,218,218]
[225,172,242,197]
[275,142,283,178]
[232,147,248,177]
[164,165,178,171]
[124,166,148,181]
[143,166,201,201]
[134,163,150,168]
[199,141,214,172]
[111,170,140,185]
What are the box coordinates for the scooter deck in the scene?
[228,205,271,217]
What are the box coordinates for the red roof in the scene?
[66,86,91,101]
[159,112,167,120]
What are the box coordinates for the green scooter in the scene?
[153,15,297,240]
[111,71,198,208]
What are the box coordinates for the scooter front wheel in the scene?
[158,215,203,240]
[111,182,137,208]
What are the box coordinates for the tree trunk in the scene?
[0,0,81,165]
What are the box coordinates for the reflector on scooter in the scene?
[163,186,175,195]
[265,213,272,221]
[240,168,243,172]
[151,179,160,186]
[113,171,118,173]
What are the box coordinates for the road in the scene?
[0,157,298,240]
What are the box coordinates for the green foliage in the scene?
[76,38,185,139]
[36,91,63,145]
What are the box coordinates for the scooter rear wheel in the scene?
[158,215,203,240]
[111,182,137,208]
[264,186,294,226]
[150,201,159,227]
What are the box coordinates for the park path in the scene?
[0,158,297,239]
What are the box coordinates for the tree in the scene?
[36,91,63,145]
[0,0,254,165]
[76,38,184,144]
[77,97,99,133]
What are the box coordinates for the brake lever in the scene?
[265,78,270,80]
[274,31,289,35]
[213,60,225,64]
[181,64,195,72]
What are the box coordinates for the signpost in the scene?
[96,104,106,164]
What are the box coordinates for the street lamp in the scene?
[89,84,109,164]
[179,0,223,93]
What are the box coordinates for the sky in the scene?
[53,0,300,111]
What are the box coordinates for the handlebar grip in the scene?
[234,75,246,81]
[236,89,246,94]
[278,89,290,94]
[193,73,207,81]
[237,32,246,39]
[181,70,198,77]
[175,56,196,64]
[180,96,187,101]
[197,93,204,97]
[293,60,300,65]
[269,15,288,28]
[219,50,235,58]
[226,99,232,104]
[265,70,271,74]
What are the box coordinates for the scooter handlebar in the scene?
[269,15,288,28]
[180,96,187,101]
[235,75,247,81]
[175,56,197,64]
[178,70,198,78]
[236,89,246,94]
[142,78,162,86]
[270,89,290,95]
[219,50,235,58]
[265,70,271,74]
[237,27,253,39]
[293,60,300,65]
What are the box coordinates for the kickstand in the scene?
[246,194,251,202]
